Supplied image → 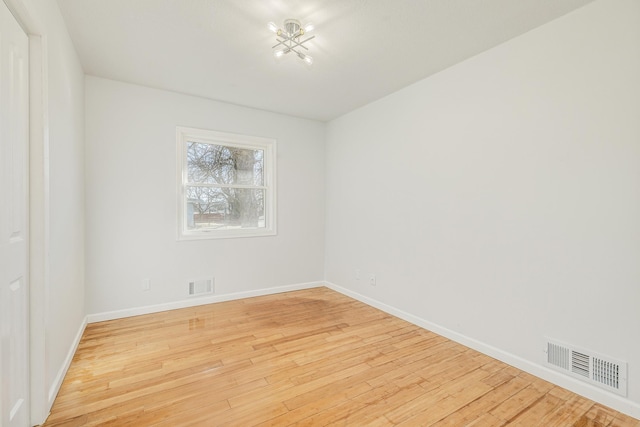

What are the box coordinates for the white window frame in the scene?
[176,126,277,240]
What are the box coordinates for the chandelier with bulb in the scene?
[268,19,315,65]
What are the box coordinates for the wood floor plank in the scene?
[41,287,638,426]
[538,393,596,427]
[430,374,531,426]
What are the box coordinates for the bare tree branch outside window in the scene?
[186,142,265,230]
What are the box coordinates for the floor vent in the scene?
[544,338,627,397]
[188,278,214,296]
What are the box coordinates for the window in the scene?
[177,127,276,240]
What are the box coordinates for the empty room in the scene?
[1,0,639,425]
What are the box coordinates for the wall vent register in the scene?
[188,278,214,296]
[545,338,627,397]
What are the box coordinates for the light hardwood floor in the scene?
[42,287,638,426]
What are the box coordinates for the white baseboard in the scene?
[324,281,640,420]
[48,316,87,405]
[86,281,325,323]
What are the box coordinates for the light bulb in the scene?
[303,55,313,65]
[303,23,314,33]
[274,49,285,58]
[268,22,278,33]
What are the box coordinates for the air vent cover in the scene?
[545,338,627,397]
[593,357,621,390]
[571,351,590,377]
[188,278,214,296]
[547,342,570,371]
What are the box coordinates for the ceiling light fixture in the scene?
[268,19,315,65]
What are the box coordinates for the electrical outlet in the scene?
[369,274,376,286]
[142,278,151,291]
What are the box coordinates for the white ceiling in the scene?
[56,0,594,122]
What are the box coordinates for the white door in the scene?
[0,1,30,426]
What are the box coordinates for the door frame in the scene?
[2,0,49,424]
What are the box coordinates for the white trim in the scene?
[87,281,324,323]
[47,316,86,408]
[176,126,277,241]
[324,281,640,420]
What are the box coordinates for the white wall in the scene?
[84,77,325,315]
[39,0,85,401]
[325,0,640,417]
